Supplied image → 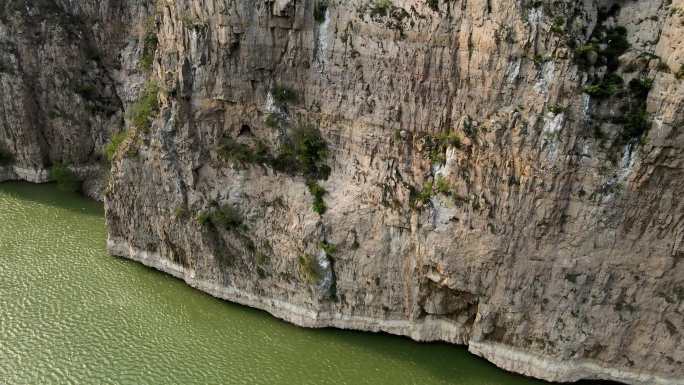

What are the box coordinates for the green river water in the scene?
[0,182,583,385]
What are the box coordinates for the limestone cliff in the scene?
[3,0,684,384]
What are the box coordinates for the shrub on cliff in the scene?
[217,136,271,166]
[197,204,245,232]
[414,180,433,206]
[104,131,128,162]
[423,131,462,165]
[271,85,298,105]
[583,74,623,99]
[211,204,245,230]
[314,1,328,23]
[272,125,330,180]
[131,81,159,133]
[50,163,81,192]
[270,125,331,215]
[307,181,327,215]
[139,17,158,71]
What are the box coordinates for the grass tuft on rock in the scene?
[307,181,327,215]
[131,81,159,133]
[139,17,158,71]
[298,253,321,283]
[104,131,129,162]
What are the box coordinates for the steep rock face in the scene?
[0,0,146,197]
[104,0,684,383]
[2,0,683,384]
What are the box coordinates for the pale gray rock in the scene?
[3,1,684,384]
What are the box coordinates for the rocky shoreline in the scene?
[108,237,682,385]
[2,0,682,383]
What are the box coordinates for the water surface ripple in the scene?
[0,182,554,385]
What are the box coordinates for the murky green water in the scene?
[0,182,554,385]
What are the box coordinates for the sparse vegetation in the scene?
[307,181,327,215]
[197,204,245,231]
[628,77,653,99]
[548,104,566,114]
[314,1,328,23]
[274,125,331,181]
[216,121,331,216]
[217,136,271,166]
[533,54,551,66]
[621,108,650,140]
[50,163,81,192]
[298,253,321,283]
[139,17,158,71]
[414,180,433,206]
[370,0,393,17]
[174,206,188,219]
[271,85,298,105]
[320,241,337,255]
[264,112,281,128]
[104,131,128,162]
[573,44,598,68]
[180,13,208,30]
[131,81,159,132]
[256,252,269,267]
[550,16,565,34]
[463,116,478,137]
[573,16,656,145]
[583,74,623,99]
[423,131,462,164]
[412,175,456,209]
[196,211,211,226]
[573,26,629,71]
[601,26,630,71]
[435,175,451,195]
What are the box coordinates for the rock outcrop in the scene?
[3,0,684,384]
[0,0,144,198]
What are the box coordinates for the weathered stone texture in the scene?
[4,1,684,384]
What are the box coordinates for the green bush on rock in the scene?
[307,181,328,215]
[139,17,158,71]
[314,1,328,23]
[197,204,245,232]
[271,85,298,105]
[217,136,271,166]
[104,131,128,162]
[131,81,159,133]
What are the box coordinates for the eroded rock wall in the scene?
[104,0,684,383]
[0,0,147,196]
[2,0,684,384]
